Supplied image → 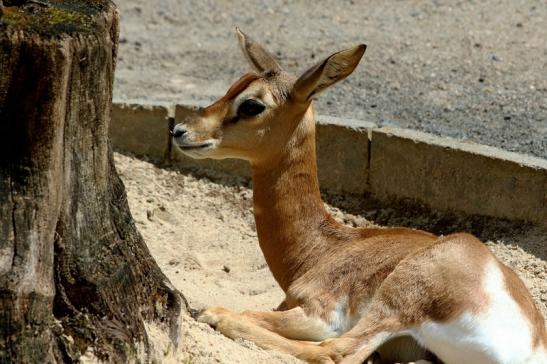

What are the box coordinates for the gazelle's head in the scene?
[173,29,365,164]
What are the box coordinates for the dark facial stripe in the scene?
[223,115,240,125]
[202,73,260,117]
[222,73,260,101]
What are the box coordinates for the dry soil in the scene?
[111,2,547,361]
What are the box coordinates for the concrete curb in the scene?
[111,99,547,226]
[315,116,374,194]
[370,127,547,224]
[110,100,173,159]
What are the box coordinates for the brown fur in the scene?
[175,30,546,363]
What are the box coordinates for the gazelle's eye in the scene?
[237,99,265,117]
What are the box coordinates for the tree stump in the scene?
[0,1,185,363]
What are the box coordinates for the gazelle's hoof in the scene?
[197,306,230,328]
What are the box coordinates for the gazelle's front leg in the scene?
[241,306,339,341]
[197,306,338,363]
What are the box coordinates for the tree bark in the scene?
[0,1,185,363]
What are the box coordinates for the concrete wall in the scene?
[315,116,374,194]
[370,128,547,224]
[111,99,547,226]
[110,100,172,159]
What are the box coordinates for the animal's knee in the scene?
[318,337,359,362]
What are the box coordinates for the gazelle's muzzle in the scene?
[172,123,188,137]
[172,122,218,158]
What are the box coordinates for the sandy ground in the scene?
[113,0,547,159]
[114,152,546,364]
[110,3,547,361]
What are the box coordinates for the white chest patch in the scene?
[327,296,363,336]
[413,262,540,364]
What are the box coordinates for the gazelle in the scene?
[172,29,547,364]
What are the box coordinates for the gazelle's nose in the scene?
[172,124,188,138]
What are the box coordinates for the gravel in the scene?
[114,0,547,159]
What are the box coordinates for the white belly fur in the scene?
[410,262,544,364]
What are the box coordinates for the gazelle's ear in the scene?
[292,44,366,103]
[236,27,282,73]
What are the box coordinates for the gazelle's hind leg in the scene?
[317,278,440,364]
[320,322,436,364]
[337,333,394,364]
[319,318,404,364]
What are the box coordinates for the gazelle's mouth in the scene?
[176,141,217,160]
[176,142,214,150]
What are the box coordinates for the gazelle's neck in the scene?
[250,106,335,291]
